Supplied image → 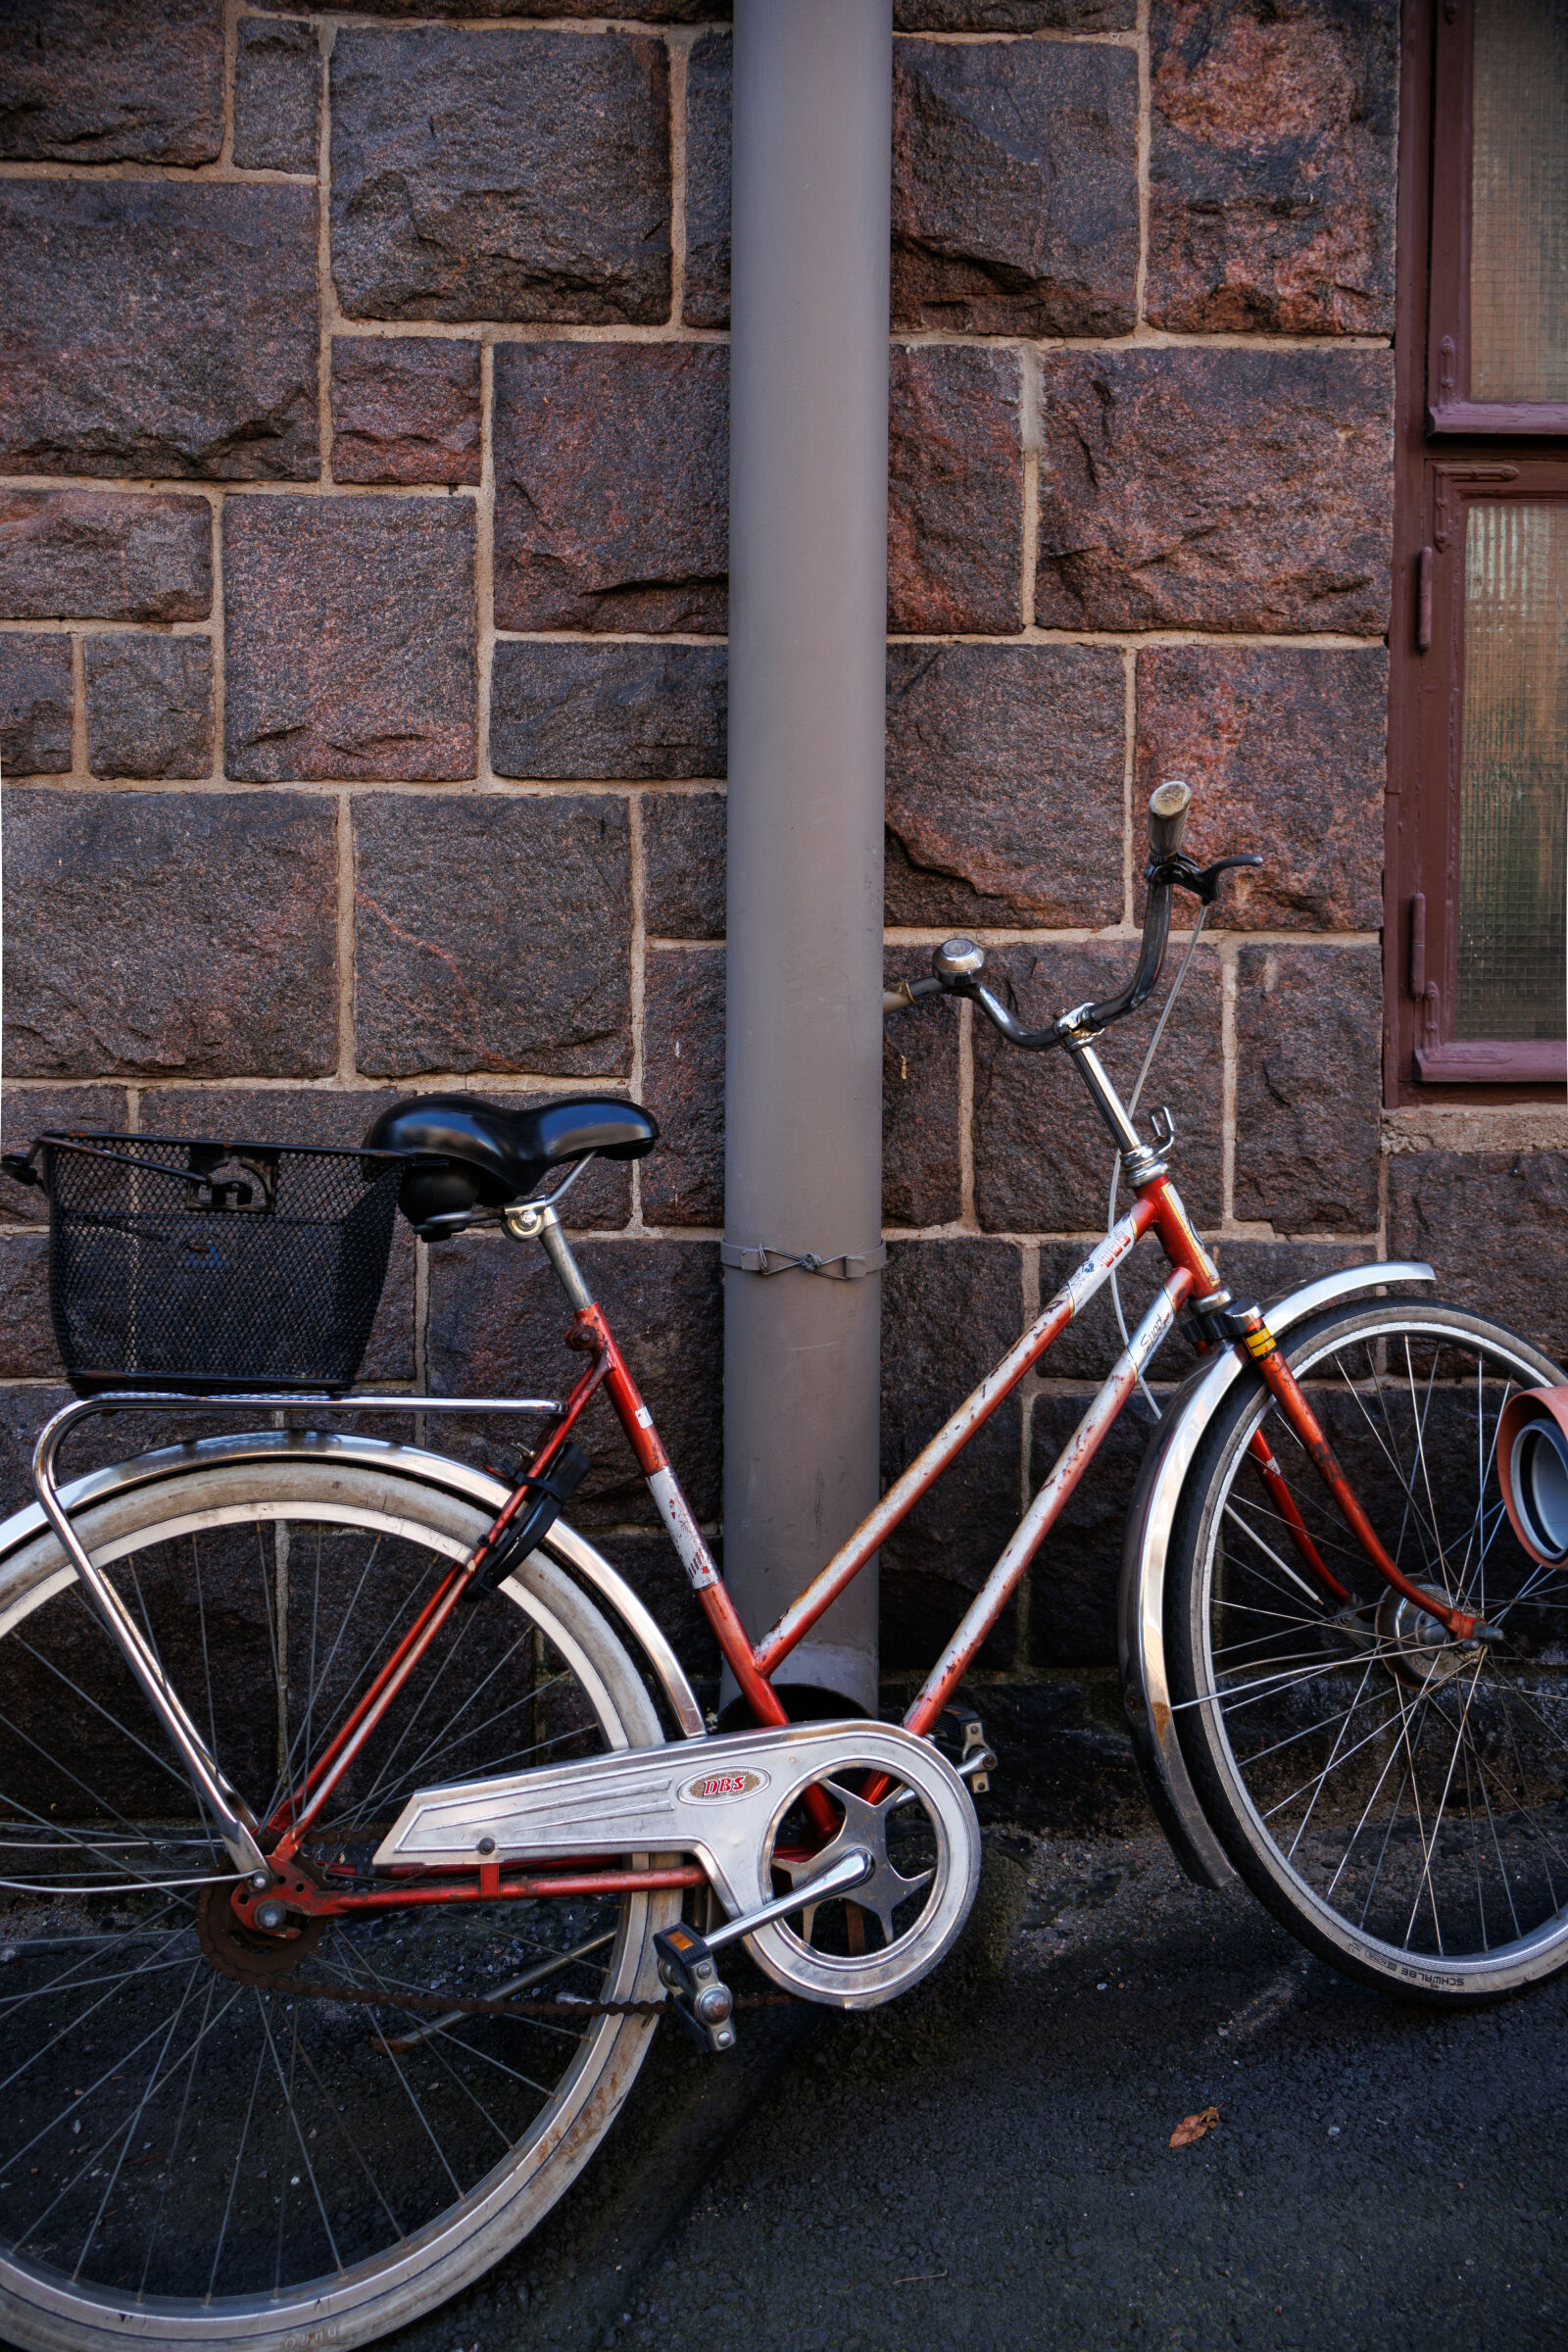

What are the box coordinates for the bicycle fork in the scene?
[1066,1031,1497,1646]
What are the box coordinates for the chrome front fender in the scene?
[1118,1260,1437,1891]
[0,1427,706,1741]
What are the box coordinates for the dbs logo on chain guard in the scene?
[680,1767,770,1804]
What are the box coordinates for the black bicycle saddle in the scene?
[365,1094,658,1231]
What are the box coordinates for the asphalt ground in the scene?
[386,1829,1568,2352]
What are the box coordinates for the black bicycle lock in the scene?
[467,1442,593,1594]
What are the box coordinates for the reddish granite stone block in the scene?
[140,1088,416,1383]
[0,493,210,622]
[0,0,222,165]
[1135,646,1386,932]
[1035,347,1394,634]
[885,642,1123,928]
[426,1237,721,1525]
[1234,944,1381,1233]
[1147,0,1398,334]
[640,947,724,1228]
[595,1530,721,1677]
[972,942,1224,1232]
[880,1240,1023,1666]
[896,3,1133,24]
[643,793,726,940]
[889,344,1023,634]
[224,496,476,782]
[0,1088,129,1222]
[491,643,726,781]
[883,948,961,1230]
[2,792,338,1079]
[330,28,669,324]
[0,182,318,480]
[330,338,480,485]
[679,27,1138,332]
[232,16,319,173]
[84,635,214,780]
[494,344,727,633]
[0,1230,58,1377]
[1389,1152,1568,1370]
[327,0,714,13]
[682,29,732,329]
[0,634,73,774]
[353,794,631,1078]
[893,38,1138,335]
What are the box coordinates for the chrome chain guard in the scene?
[374,1718,982,2010]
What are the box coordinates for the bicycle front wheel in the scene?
[0,1449,678,2352]
[1168,1299,1568,2002]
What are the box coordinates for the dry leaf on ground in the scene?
[1169,2105,1219,2148]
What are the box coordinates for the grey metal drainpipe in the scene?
[722,0,893,1719]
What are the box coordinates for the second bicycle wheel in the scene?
[0,1446,679,2352]
[1167,1299,1568,2001]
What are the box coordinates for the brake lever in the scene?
[1149,851,1263,906]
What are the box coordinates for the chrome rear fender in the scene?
[1118,1260,1437,1891]
[0,1426,705,1741]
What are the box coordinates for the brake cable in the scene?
[1104,903,1211,1418]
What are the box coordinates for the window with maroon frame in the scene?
[1393,0,1567,1092]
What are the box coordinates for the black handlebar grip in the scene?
[1148,780,1191,859]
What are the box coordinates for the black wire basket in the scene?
[24,1133,408,1396]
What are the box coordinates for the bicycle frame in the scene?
[30,1029,1486,1917]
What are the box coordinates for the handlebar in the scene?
[883,784,1262,1050]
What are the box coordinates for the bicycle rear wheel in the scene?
[1168,1300,1568,2002]
[0,1450,677,2352]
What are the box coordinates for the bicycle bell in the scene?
[933,937,986,981]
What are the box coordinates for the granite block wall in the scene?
[2,0,1557,1729]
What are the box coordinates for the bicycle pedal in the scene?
[653,1923,736,2054]
[934,1701,993,1794]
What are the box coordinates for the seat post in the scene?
[504,1200,594,1310]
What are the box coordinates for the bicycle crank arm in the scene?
[710,1844,873,1949]
[655,1848,875,2053]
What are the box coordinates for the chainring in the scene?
[747,1741,981,2010]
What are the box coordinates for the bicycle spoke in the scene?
[5,1642,193,1804]
[1220,1503,1334,1610]
[1402,1654,1487,1950]
[207,2026,270,2300]
[344,1646,556,1827]
[1265,1676,1400,1834]
[248,1986,342,2285]
[74,1960,202,2280]
[135,1966,220,2297]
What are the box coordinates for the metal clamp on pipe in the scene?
[720,1241,888,1280]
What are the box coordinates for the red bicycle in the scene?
[3,785,1565,2352]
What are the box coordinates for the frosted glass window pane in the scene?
[1470,0,1568,402]
[1455,503,1568,1041]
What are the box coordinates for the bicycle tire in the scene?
[1167,1298,1568,2003]
[0,1453,679,2352]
